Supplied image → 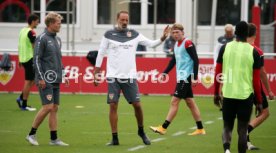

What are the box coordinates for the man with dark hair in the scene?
[17,14,39,111]
[150,23,205,136]
[214,21,262,153]
[246,23,274,150]
[94,10,169,146]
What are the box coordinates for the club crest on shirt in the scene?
[109,93,114,100]
[127,31,132,37]
[0,61,15,86]
[46,94,53,101]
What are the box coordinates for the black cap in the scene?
[235,21,248,39]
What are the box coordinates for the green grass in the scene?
[0,93,275,153]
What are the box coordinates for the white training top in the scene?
[95,28,162,79]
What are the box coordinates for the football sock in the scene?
[112,133,118,140]
[22,100,27,108]
[247,125,254,142]
[248,125,254,133]
[162,120,171,129]
[50,131,57,140]
[20,93,23,100]
[138,126,144,134]
[29,127,37,135]
[196,121,203,129]
[223,142,230,151]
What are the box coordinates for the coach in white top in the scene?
[94,10,169,146]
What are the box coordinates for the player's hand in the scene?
[159,73,168,81]
[268,91,274,100]
[255,103,263,117]
[10,64,14,71]
[192,82,197,87]
[214,94,222,109]
[64,78,69,87]
[94,67,101,87]
[94,78,99,86]
[18,62,22,68]
[161,25,170,41]
[191,79,198,87]
[38,80,46,89]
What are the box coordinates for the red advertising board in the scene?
[1,55,276,95]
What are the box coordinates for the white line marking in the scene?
[127,116,220,151]
[204,121,214,124]
[189,126,197,130]
[0,130,16,133]
[75,105,84,108]
[151,137,166,142]
[128,145,146,151]
[81,131,136,135]
[172,131,186,136]
[127,138,166,151]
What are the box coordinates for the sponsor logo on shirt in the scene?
[127,31,132,37]
[119,44,134,49]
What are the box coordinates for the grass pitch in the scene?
[0,93,275,153]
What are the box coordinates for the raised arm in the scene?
[138,25,170,48]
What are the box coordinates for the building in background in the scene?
[0,0,275,54]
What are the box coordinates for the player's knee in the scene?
[43,104,58,112]
[132,102,142,109]
[170,100,179,107]
[30,80,35,86]
[186,102,193,108]
[27,81,33,86]
[185,99,195,108]
[109,103,118,111]
[51,105,58,112]
[42,105,53,113]
[262,108,270,118]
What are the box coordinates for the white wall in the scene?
[3,0,273,54]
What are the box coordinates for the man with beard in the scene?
[94,10,170,146]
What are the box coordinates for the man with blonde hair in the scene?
[150,23,206,136]
[26,12,69,146]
